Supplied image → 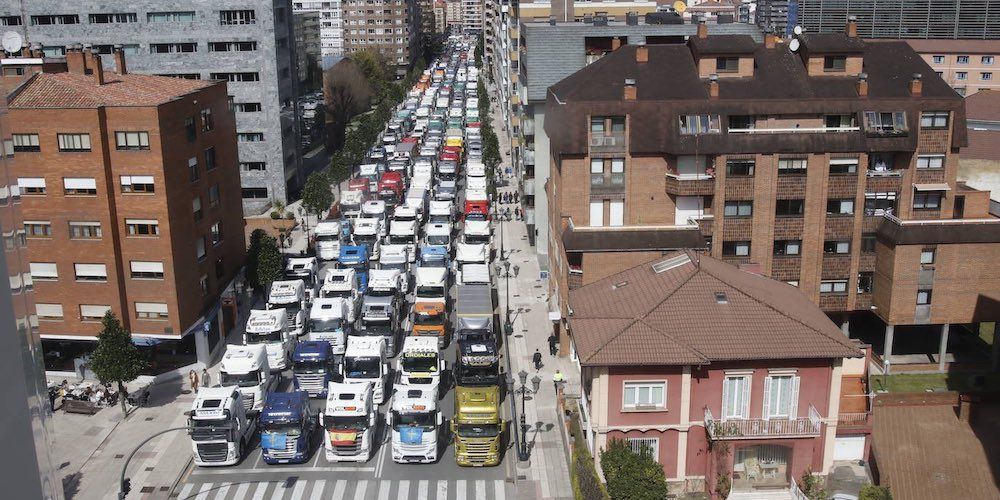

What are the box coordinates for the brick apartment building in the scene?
[544,21,1000,370]
[341,0,420,78]
[5,47,246,367]
[903,39,1000,97]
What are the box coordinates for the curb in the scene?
[162,457,195,499]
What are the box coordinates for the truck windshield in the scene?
[316,234,339,243]
[246,330,282,344]
[429,215,450,224]
[416,285,445,298]
[269,301,301,316]
[392,411,435,431]
[465,234,489,244]
[426,234,449,245]
[322,288,351,300]
[465,213,487,222]
[456,365,499,386]
[413,312,443,325]
[456,423,500,438]
[261,423,302,437]
[310,318,342,332]
[344,357,380,378]
[402,355,439,373]
[219,371,260,388]
[293,359,328,374]
[388,234,415,245]
[325,415,368,431]
[188,418,233,441]
[381,262,407,273]
[355,233,377,245]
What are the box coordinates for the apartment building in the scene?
[791,0,1000,39]
[341,0,420,78]
[461,0,483,34]
[445,0,463,31]
[901,39,1000,96]
[544,23,1000,371]
[292,1,345,57]
[0,0,301,215]
[416,0,436,35]
[293,10,323,86]
[6,48,246,367]
[433,0,447,34]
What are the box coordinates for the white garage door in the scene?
[833,435,866,461]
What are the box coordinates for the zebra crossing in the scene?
[175,479,514,500]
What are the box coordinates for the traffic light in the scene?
[119,478,131,499]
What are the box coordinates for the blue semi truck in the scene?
[259,391,315,464]
[292,341,337,398]
[339,244,370,293]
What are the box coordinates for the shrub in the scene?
[600,439,666,500]
[859,484,892,500]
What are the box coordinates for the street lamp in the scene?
[513,369,542,462]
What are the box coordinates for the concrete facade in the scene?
[341,0,420,78]
[793,0,1000,39]
[292,0,345,57]
[293,10,322,85]
[1,0,302,215]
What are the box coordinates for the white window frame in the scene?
[29,262,58,280]
[589,201,604,227]
[626,437,660,462]
[622,381,666,411]
[79,304,111,321]
[115,131,149,150]
[820,280,848,293]
[916,154,945,169]
[920,249,936,265]
[18,177,46,194]
[135,302,169,320]
[74,263,108,281]
[57,133,92,151]
[762,374,800,420]
[920,111,949,128]
[130,261,165,279]
[609,200,624,227]
[722,374,751,420]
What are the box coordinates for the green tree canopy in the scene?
[599,439,667,500]
[302,170,334,219]
[247,230,282,293]
[88,311,146,416]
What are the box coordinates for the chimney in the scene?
[626,11,639,26]
[623,78,636,101]
[765,27,777,49]
[66,44,86,75]
[910,72,922,96]
[636,43,648,64]
[113,45,128,75]
[708,74,719,98]
[584,13,593,24]
[29,43,42,59]
[856,72,868,97]
[82,46,106,84]
[697,17,708,39]
[846,15,858,38]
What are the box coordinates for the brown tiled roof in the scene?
[9,72,215,108]
[568,251,862,366]
[962,130,1000,161]
[965,89,1000,121]
[690,35,759,55]
[799,33,866,54]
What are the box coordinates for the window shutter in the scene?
[721,378,732,421]
[740,377,750,419]
[789,376,801,419]
[762,376,772,420]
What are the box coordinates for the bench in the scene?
[62,399,100,415]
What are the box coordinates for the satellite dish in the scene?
[793,25,803,35]
[673,0,687,13]
[1,31,23,54]
[789,38,800,52]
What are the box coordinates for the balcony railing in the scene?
[704,406,823,440]
[523,148,535,166]
[837,412,871,428]
[866,169,902,178]
[589,132,626,152]
[591,172,625,192]
[728,126,860,134]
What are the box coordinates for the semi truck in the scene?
[455,284,494,342]
[245,309,295,371]
[308,297,353,356]
[188,386,256,467]
[361,270,405,356]
[284,256,319,290]
[389,384,444,464]
[418,245,450,269]
[342,336,390,405]
[320,382,378,463]
[315,220,342,261]
[267,280,308,337]
[398,336,446,389]
[292,341,337,398]
[453,377,502,467]
[456,263,491,286]
[353,218,382,261]
[338,245,370,293]
[259,391,315,464]
[463,219,491,248]
[387,219,418,259]
[218,344,276,413]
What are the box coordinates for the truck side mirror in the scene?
[318,413,324,426]
[386,412,393,426]
[436,412,443,426]
[439,360,447,372]
[370,413,377,426]
[449,421,456,433]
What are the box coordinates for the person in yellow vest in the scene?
[553,370,565,396]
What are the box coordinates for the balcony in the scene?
[665,173,715,196]
[704,406,823,440]
[588,132,626,153]
[837,412,872,431]
[728,126,860,135]
[590,172,625,194]
[523,148,535,166]
[523,118,535,136]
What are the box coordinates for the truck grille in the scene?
[332,441,362,455]
[266,438,299,459]
[196,443,230,463]
[241,394,255,411]
[462,440,494,464]
[296,374,326,393]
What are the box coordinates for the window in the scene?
[235,102,263,113]
[18,177,46,195]
[89,13,137,23]
[1,16,22,26]
[35,304,63,321]
[920,111,949,129]
[210,222,223,245]
[130,261,164,279]
[982,72,993,81]
[679,114,721,135]
[24,221,51,238]
[74,263,108,282]
[208,184,221,206]
[589,201,604,227]
[189,157,200,182]
[57,134,91,152]
[857,272,874,293]
[778,158,808,175]
[120,175,154,193]
[920,248,936,265]
[609,200,624,227]
[775,199,805,217]
[722,241,750,256]
[31,15,80,25]
[12,134,40,152]
[220,10,256,25]
[210,72,260,82]
[728,115,754,130]
[208,41,258,52]
[622,381,665,410]
[865,192,897,215]
[196,236,207,261]
[764,374,799,419]
[215,256,226,278]
[916,154,946,169]
[150,42,197,53]
[63,177,97,195]
[716,57,739,72]
[863,111,907,134]
[125,219,159,236]
[917,289,932,305]
[861,233,877,253]
[825,114,855,128]
[932,55,945,64]
[29,262,58,281]
[80,305,111,322]
[823,55,846,71]
[913,192,942,210]
[957,72,968,80]
[724,200,753,217]
[184,117,196,142]
[626,438,659,461]
[159,73,201,80]
[984,56,995,65]
[69,221,102,239]
[589,117,605,133]
[827,199,855,215]
[829,158,858,175]
[147,11,195,22]
[241,188,268,199]
[722,375,750,419]
[238,133,265,142]
[726,159,754,176]
[200,108,213,132]
[135,302,169,320]
[115,131,150,150]
[193,197,203,221]
[200,275,210,296]
[610,117,626,132]
[824,240,851,254]
[820,280,848,293]
[957,55,969,64]
[202,148,217,172]
[774,240,801,256]
[590,158,604,174]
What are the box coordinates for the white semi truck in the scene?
[342,336,390,405]
[389,383,444,464]
[307,297,353,356]
[320,382,378,463]
[188,386,256,466]
[267,280,308,337]
[245,309,295,371]
[315,220,342,261]
[218,344,277,413]
[397,336,446,388]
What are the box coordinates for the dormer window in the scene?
[824,56,847,72]
[716,57,739,73]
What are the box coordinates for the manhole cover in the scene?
[114,454,124,459]
[144,467,154,472]
[514,334,523,338]
[140,486,155,493]
[145,417,154,421]
[517,475,527,480]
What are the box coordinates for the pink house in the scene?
[569,251,864,498]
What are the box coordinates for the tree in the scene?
[302,170,334,220]
[599,439,667,500]
[88,311,146,417]
[799,469,827,500]
[327,150,351,183]
[254,234,283,294]
[859,485,892,500]
[324,59,373,149]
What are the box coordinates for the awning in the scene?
[913,183,951,192]
[131,336,163,347]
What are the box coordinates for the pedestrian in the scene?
[547,333,558,356]
[202,368,210,388]
[49,388,58,412]
[553,370,565,396]
[516,207,522,221]
[188,369,200,394]
[532,349,543,370]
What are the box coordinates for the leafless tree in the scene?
[323,58,373,149]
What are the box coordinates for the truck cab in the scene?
[456,262,491,286]
[428,200,453,224]
[434,180,457,201]
[341,190,364,218]
[386,219,418,259]
[360,272,404,357]
[307,297,353,356]
[378,171,405,208]
[463,219,491,249]
[463,199,489,222]
[418,244,450,269]
[379,245,412,286]
[342,337,390,405]
[319,268,361,319]
[398,336,446,388]
[413,267,449,346]
[292,341,338,398]
[362,199,388,226]
[188,387,256,467]
[219,344,276,413]
[423,223,452,250]
[389,384,444,464]
[315,220,342,261]
[321,382,378,463]
[267,280,308,337]
[437,160,457,181]
[455,242,488,270]
[392,204,419,225]
[359,163,381,193]
[245,309,295,371]
[285,256,319,291]
[260,391,315,464]
[338,245,370,293]
[453,379,502,466]
[353,218,383,261]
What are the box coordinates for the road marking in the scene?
[455,480,467,500]
[417,480,428,499]
[494,480,506,500]
[290,479,308,500]
[331,479,347,500]
[309,480,326,500]
[214,482,231,499]
[177,483,195,499]
[475,480,486,499]
[192,466,375,476]
[195,482,213,500]
[251,481,269,500]
[436,480,448,500]
[377,480,391,500]
[396,480,410,500]
[232,482,250,500]
[312,444,324,467]
[353,480,369,500]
